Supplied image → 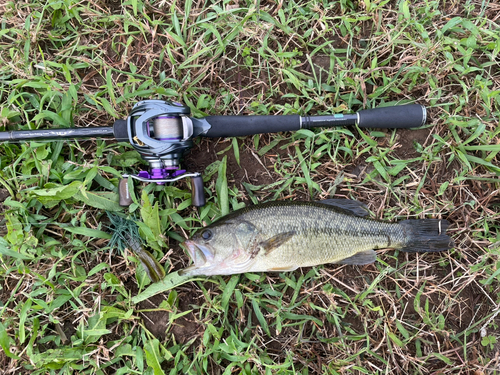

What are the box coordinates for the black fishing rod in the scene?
[0,100,426,207]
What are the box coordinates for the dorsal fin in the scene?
[317,199,370,217]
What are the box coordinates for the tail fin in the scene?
[399,219,454,253]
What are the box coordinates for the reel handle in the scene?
[118,176,206,207]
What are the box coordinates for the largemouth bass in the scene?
[181,200,453,276]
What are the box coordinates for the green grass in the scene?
[1,0,500,374]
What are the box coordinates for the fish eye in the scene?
[201,229,213,241]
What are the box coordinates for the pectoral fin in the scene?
[338,249,377,265]
[318,199,370,217]
[258,231,296,255]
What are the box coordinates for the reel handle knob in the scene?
[190,175,205,207]
[118,178,133,207]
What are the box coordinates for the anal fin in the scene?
[338,249,377,265]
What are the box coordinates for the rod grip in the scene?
[357,104,426,128]
[202,115,301,137]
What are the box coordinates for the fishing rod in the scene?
[0,100,427,207]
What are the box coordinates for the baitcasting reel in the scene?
[113,100,206,207]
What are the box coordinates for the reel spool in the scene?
[152,116,183,141]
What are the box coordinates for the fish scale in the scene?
[181,200,453,276]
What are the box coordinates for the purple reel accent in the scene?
[137,168,187,185]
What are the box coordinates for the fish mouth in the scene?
[182,240,214,268]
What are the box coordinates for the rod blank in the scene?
[0,127,115,142]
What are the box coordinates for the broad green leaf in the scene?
[101,306,134,320]
[257,138,280,156]
[26,317,39,358]
[32,110,70,127]
[221,275,240,311]
[427,352,453,365]
[465,154,500,173]
[31,348,90,366]
[19,298,32,344]
[463,144,500,152]
[216,155,229,216]
[132,271,204,303]
[60,225,112,239]
[99,97,118,117]
[5,213,24,246]
[106,69,116,104]
[0,322,20,359]
[373,160,390,182]
[441,17,463,34]
[88,263,111,276]
[0,230,31,259]
[32,181,82,199]
[232,137,240,166]
[74,190,123,211]
[144,339,166,375]
[82,328,112,337]
[83,166,99,188]
[104,273,128,297]
[356,127,378,147]
[388,331,404,348]
[399,0,410,19]
[388,163,407,176]
[140,190,161,238]
[295,146,318,196]
[111,150,145,167]
[251,299,270,336]
[396,321,410,340]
